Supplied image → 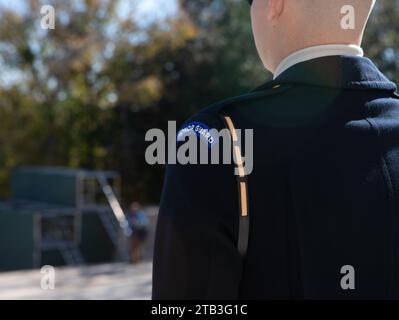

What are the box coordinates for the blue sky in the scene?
[0,0,178,25]
[118,0,178,26]
[0,0,178,87]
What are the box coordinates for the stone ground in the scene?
[0,262,152,300]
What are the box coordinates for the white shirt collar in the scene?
[273,44,364,79]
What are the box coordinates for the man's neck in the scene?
[273,44,364,79]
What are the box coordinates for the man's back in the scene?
[153,56,399,299]
[235,56,399,299]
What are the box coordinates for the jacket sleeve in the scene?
[152,114,243,300]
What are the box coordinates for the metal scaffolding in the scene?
[6,167,131,268]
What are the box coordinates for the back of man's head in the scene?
[293,0,376,40]
[251,0,376,72]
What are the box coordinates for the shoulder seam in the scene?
[198,84,293,117]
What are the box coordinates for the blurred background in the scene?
[0,0,398,299]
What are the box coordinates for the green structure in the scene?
[0,166,131,272]
[0,204,35,270]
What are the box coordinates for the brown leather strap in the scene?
[222,115,250,257]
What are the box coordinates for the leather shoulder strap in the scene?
[221,114,250,257]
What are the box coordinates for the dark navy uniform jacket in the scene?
[152,56,399,300]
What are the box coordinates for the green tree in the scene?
[0,0,398,203]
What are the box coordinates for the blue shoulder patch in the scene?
[177,121,219,148]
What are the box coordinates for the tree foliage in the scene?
[0,0,398,203]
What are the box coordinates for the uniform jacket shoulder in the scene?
[182,82,292,130]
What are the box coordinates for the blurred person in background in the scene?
[127,202,149,263]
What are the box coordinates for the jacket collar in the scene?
[273,45,364,79]
[256,56,397,92]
